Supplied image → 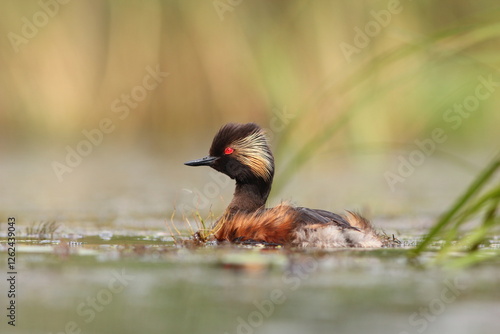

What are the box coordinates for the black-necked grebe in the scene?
[185,122,382,248]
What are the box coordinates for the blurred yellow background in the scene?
[1,0,499,224]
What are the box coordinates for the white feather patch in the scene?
[291,226,382,248]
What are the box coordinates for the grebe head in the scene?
[184,123,274,184]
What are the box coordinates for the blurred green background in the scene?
[1,0,499,224]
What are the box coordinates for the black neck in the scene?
[226,178,272,214]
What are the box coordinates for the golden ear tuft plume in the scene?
[231,129,273,182]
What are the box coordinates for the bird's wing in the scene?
[294,207,359,231]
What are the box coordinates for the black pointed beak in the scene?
[184,156,217,167]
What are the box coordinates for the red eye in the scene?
[224,147,234,155]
